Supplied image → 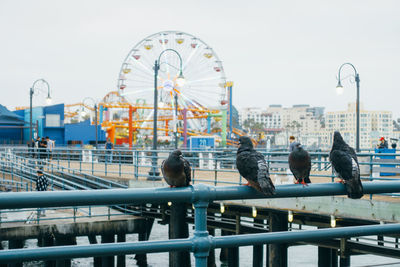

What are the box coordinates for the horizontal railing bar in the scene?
[1,182,400,209]
[0,223,399,263]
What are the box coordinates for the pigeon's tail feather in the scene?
[257,160,275,195]
[304,176,312,184]
[345,177,364,199]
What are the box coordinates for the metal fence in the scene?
[0,183,400,265]
[2,146,400,188]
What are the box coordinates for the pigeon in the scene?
[161,150,191,187]
[289,143,312,185]
[329,131,364,199]
[236,136,275,195]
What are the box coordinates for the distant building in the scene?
[238,107,282,130]
[325,103,392,149]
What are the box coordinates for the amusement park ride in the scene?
[65,31,254,148]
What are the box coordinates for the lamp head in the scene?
[336,81,344,95]
[176,71,185,87]
[80,109,87,117]
[45,96,52,105]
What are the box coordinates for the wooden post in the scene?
[117,234,126,267]
[339,238,350,267]
[88,235,101,267]
[42,234,55,267]
[268,212,288,267]
[55,236,76,267]
[169,203,190,267]
[135,218,154,267]
[8,240,24,267]
[101,234,115,267]
[253,219,263,267]
[318,247,333,267]
[227,214,240,267]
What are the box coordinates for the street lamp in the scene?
[336,63,361,152]
[29,79,51,144]
[149,49,185,180]
[82,97,98,148]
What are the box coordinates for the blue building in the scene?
[14,103,65,146]
[0,105,25,144]
[65,119,105,146]
[1,103,106,146]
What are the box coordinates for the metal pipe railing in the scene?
[1,182,400,266]
[0,223,399,264]
[1,182,400,209]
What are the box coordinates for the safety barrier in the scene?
[1,182,400,265]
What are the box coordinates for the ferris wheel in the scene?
[117,31,227,133]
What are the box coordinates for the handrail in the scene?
[1,182,400,209]
[0,183,400,266]
[1,224,400,263]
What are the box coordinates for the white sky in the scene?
[1,0,399,117]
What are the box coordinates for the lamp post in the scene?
[336,63,360,152]
[149,49,185,180]
[29,79,51,144]
[81,97,98,148]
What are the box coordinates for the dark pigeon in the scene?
[329,131,364,199]
[161,150,191,187]
[289,144,311,185]
[236,136,275,195]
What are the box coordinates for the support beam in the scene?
[252,219,263,267]
[339,238,350,267]
[169,203,190,267]
[8,240,23,267]
[88,235,101,267]
[117,234,126,267]
[55,236,76,267]
[268,212,287,267]
[101,234,115,267]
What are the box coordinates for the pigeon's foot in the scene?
[294,180,299,184]
[169,185,176,188]
[242,182,250,186]
[336,179,345,184]
[300,180,309,187]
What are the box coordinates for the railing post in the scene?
[193,200,210,267]
[369,154,374,200]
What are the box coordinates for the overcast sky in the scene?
[1,0,399,117]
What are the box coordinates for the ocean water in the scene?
[11,223,400,266]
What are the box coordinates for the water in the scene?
[5,223,400,266]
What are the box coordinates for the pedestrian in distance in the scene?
[289,136,300,152]
[377,137,388,149]
[39,137,47,162]
[105,138,114,163]
[46,136,54,160]
[36,169,49,216]
[34,136,40,159]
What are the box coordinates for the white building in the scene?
[325,103,393,149]
[238,107,282,130]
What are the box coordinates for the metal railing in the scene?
[0,183,400,265]
[2,147,399,191]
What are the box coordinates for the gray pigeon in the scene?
[289,144,312,185]
[236,136,275,195]
[330,131,363,199]
[161,150,191,187]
